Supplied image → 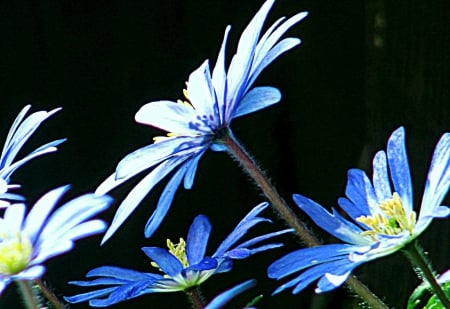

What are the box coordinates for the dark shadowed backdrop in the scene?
[0,0,448,308]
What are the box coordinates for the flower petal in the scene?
[293,194,369,245]
[387,127,413,212]
[187,215,212,265]
[102,157,187,244]
[233,86,281,118]
[141,247,183,277]
[135,100,207,135]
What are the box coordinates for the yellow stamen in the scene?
[356,192,416,240]
[150,238,189,277]
[0,233,33,275]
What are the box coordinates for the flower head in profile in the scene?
[0,186,112,294]
[0,105,65,208]
[96,0,308,242]
[65,202,291,307]
[268,127,450,294]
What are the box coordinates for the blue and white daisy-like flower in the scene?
[0,186,112,294]
[268,127,450,294]
[0,105,65,207]
[65,202,291,307]
[96,0,308,242]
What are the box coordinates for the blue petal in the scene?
[387,127,413,212]
[419,132,450,222]
[141,247,183,277]
[233,86,281,118]
[64,287,118,305]
[185,257,217,271]
[224,0,275,120]
[293,194,369,245]
[144,160,190,238]
[205,279,256,309]
[86,266,161,281]
[213,202,270,257]
[341,169,377,217]
[268,244,358,280]
[372,150,392,201]
[114,136,206,182]
[183,150,207,189]
[23,186,70,244]
[187,215,212,265]
[186,60,220,125]
[101,156,187,244]
[247,11,308,89]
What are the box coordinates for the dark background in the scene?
[0,0,448,308]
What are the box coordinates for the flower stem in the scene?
[403,240,450,308]
[33,279,66,309]
[221,129,389,309]
[186,287,205,309]
[16,280,40,309]
[222,129,318,247]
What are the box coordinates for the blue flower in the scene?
[96,0,308,242]
[0,186,112,294]
[65,202,291,307]
[268,127,450,294]
[0,105,65,207]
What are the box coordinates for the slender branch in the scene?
[186,287,205,309]
[16,280,40,309]
[402,241,450,308]
[221,129,389,309]
[33,279,66,309]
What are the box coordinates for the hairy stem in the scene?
[186,287,205,309]
[33,279,66,309]
[16,280,40,309]
[403,240,450,308]
[221,129,389,309]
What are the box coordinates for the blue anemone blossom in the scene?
[65,202,291,307]
[268,127,450,294]
[0,186,112,294]
[0,105,65,207]
[96,0,308,242]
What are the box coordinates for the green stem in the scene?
[16,280,40,309]
[403,240,450,308]
[33,279,66,309]
[221,129,389,309]
[186,287,205,309]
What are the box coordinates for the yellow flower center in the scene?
[0,233,33,275]
[356,192,416,241]
[151,238,189,277]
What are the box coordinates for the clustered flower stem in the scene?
[186,287,205,309]
[222,128,389,309]
[16,280,40,309]
[33,279,66,309]
[403,240,450,308]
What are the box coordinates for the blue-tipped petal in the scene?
[386,127,413,212]
[372,150,392,202]
[142,247,183,278]
[102,157,186,244]
[343,169,377,217]
[268,244,357,280]
[234,86,281,118]
[144,160,190,238]
[187,215,212,265]
[293,194,369,245]
[419,132,450,221]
